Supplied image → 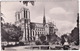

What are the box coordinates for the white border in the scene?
[0,0,79,51]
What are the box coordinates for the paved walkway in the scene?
[2,46,32,51]
[1,45,79,51]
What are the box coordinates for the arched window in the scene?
[38,32,39,34]
[18,14,20,20]
[26,11,27,18]
[24,10,25,18]
[33,31,34,36]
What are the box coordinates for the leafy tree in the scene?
[35,34,48,45]
[1,27,10,41]
[35,40,41,45]
[61,34,73,45]
[1,13,7,41]
[1,23,23,42]
[1,13,5,28]
[61,34,68,45]
[40,34,46,42]
[9,24,23,41]
[70,27,79,45]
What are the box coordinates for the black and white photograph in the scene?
[0,0,79,51]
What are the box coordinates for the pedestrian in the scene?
[63,41,70,50]
[62,37,70,50]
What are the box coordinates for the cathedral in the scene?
[15,7,58,42]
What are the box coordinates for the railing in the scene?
[29,45,63,50]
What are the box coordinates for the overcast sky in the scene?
[1,0,79,36]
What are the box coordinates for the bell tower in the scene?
[15,8,31,42]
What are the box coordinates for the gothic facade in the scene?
[15,7,31,42]
[15,7,58,42]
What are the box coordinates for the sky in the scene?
[1,0,79,37]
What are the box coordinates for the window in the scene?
[38,34,39,37]
[46,25,47,27]
[35,32,37,34]
[36,28,37,30]
[24,10,25,18]
[38,32,39,34]
[26,11,27,18]
[33,31,34,36]
[18,14,20,20]
[36,32,38,34]
[40,32,41,34]
[38,29,39,31]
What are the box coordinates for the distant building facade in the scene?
[15,7,58,42]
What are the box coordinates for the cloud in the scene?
[32,15,76,37]
[1,1,77,37]
[31,16,51,23]
[49,7,72,14]
[1,2,26,23]
[54,19,76,36]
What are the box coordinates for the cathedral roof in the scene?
[30,22,44,28]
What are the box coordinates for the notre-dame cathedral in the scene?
[15,7,58,42]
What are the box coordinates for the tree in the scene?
[39,34,49,45]
[9,24,23,41]
[35,40,41,45]
[1,13,7,41]
[61,34,67,45]
[1,23,23,42]
[40,34,46,42]
[61,34,73,45]
[1,13,5,27]
[70,27,79,45]
[1,27,10,41]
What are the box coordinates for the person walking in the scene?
[63,37,70,50]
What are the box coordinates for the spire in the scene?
[43,7,46,26]
[44,6,45,17]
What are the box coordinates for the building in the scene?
[15,7,58,42]
[15,7,31,42]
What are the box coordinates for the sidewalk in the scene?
[2,46,32,51]
[70,45,79,50]
[5,46,30,50]
[2,45,79,51]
